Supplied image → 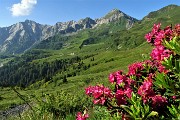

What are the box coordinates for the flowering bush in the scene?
[77,23,180,120]
[76,112,89,120]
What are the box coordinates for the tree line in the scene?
[0,50,95,87]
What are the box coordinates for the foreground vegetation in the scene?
[79,23,180,120]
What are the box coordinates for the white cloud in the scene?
[10,0,37,17]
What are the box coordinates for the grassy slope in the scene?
[0,42,152,111]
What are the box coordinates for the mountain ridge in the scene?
[0,9,137,54]
[0,4,179,55]
[143,4,179,20]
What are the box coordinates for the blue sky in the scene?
[0,0,179,27]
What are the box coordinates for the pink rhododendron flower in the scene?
[174,24,180,36]
[109,73,115,83]
[154,30,165,46]
[128,62,144,77]
[85,86,93,95]
[145,23,162,44]
[108,70,123,84]
[157,62,169,73]
[144,60,154,67]
[124,87,133,98]
[145,33,153,43]
[164,26,173,40]
[93,97,106,105]
[125,78,135,86]
[151,95,167,107]
[115,87,133,106]
[138,76,155,103]
[76,112,89,120]
[109,70,132,85]
[115,71,125,84]
[93,86,104,99]
[172,96,176,100]
[115,89,127,105]
[150,45,172,61]
[152,23,161,35]
[85,85,113,105]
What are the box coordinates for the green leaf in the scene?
[121,105,134,117]
[175,59,180,73]
[146,111,158,118]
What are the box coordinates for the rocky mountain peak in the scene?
[94,9,137,28]
[24,19,36,24]
[103,9,124,19]
[82,17,95,23]
[109,9,123,15]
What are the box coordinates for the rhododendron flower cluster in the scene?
[150,45,172,61]
[128,62,144,77]
[145,23,176,74]
[109,70,135,105]
[145,23,173,63]
[109,70,135,85]
[137,74,167,107]
[76,112,89,120]
[174,24,180,36]
[77,23,180,120]
[151,95,167,108]
[85,85,113,105]
[128,60,157,78]
[138,75,155,103]
[145,23,173,45]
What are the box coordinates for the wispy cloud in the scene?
[10,0,37,17]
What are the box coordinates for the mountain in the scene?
[143,4,179,21]
[0,20,49,54]
[95,9,135,29]
[0,9,137,54]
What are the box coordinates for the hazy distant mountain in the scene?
[0,9,137,54]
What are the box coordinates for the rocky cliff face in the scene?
[0,20,50,54]
[0,9,137,54]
